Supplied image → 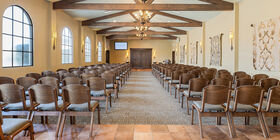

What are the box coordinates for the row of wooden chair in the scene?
[152,63,280,138]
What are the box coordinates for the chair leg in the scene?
[110,95,112,107]
[59,113,66,137]
[45,116,48,124]
[257,112,269,138]
[55,112,63,137]
[228,112,237,137]
[106,96,108,114]
[273,117,277,125]
[191,105,195,125]
[226,112,235,138]
[186,97,190,115]
[98,105,101,124]
[29,124,35,140]
[89,111,95,137]
[198,112,203,138]
[174,87,177,99]
[181,95,184,108]
[262,113,270,138]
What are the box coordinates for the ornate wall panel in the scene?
[210,34,223,66]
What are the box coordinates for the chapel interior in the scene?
[0,0,280,140]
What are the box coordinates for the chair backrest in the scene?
[72,70,82,77]
[235,78,255,88]
[62,72,76,79]
[0,77,14,85]
[211,78,232,88]
[189,78,209,92]
[89,70,99,77]
[16,77,37,91]
[56,69,67,73]
[0,84,27,109]
[29,84,58,105]
[101,72,115,84]
[260,78,279,92]
[180,73,195,85]
[201,73,215,82]
[62,84,90,105]
[87,77,106,91]
[253,74,269,84]
[233,85,264,111]
[38,77,59,89]
[218,73,233,81]
[68,68,79,73]
[41,71,55,77]
[26,73,41,81]
[201,85,230,112]
[171,71,182,80]
[81,73,97,84]
[266,86,280,111]
[62,77,82,86]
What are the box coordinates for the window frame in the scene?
[2,5,34,68]
[61,27,73,64]
[84,36,91,63]
[97,41,102,62]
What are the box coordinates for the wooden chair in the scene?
[26,73,41,81]
[28,84,66,137]
[235,78,255,88]
[60,84,100,137]
[72,70,82,77]
[0,84,31,119]
[101,72,118,102]
[259,78,279,93]
[183,78,209,114]
[263,86,280,135]
[253,74,269,85]
[0,108,34,140]
[211,78,232,89]
[177,73,194,102]
[62,77,82,87]
[62,73,76,80]
[16,77,37,96]
[191,85,234,138]
[87,77,112,113]
[169,71,182,95]
[68,68,78,73]
[230,85,269,138]
[41,71,56,77]
[38,77,60,91]
[81,73,97,85]
[0,77,14,85]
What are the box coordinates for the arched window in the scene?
[62,27,73,64]
[2,6,33,67]
[98,41,102,62]
[84,37,91,63]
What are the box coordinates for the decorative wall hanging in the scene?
[209,34,223,66]
[252,17,280,71]
[189,42,197,64]
[180,45,185,64]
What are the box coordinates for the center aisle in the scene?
[101,71,188,124]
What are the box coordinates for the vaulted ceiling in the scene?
[53,0,237,40]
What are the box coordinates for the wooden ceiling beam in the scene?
[98,30,186,35]
[83,10,132,25]
[107,35,177,40]
[96,27,121,34]
[53,3,234,11]
[198,0,233,5]
[83,22,202,27]
[146,0,155,5]
[156,11,201,23]
[53,0,85,7]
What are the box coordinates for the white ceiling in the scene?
[62,0,238,33]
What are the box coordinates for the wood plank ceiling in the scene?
[53,0,234,40]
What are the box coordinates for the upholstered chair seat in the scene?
[225,101,257,112]
[193,101,225,112]
[176,84,189,89]
[90,90,106,97]
[106,83,114,89]
[67,101,99,111]
[169,80,179,84]
[183,90,202,97]
[2,118,32,135]
[37,100,64,111]
[3,100,31,111]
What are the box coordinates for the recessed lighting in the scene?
[104,11,111,14]
[168,21,171,22]
[113,20,117,22]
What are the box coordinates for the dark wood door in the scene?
[172,51,175,64]
[106,50,110,64]
[130,48,152,69]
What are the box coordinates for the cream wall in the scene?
[0,0,104,79]
[205,10,235,73]
[239,0,280,78]
[110,40,176,64]
[188,27,203,66]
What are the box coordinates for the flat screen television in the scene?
[114,42,128,50]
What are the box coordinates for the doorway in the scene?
[130,48,152,69]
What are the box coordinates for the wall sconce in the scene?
[81,41,84,53]
[153,50,156,59]
[199,41,203,53]
[52,32,57,50]
[126,51,129,62]
[229,31,234,51]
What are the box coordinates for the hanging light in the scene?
[136,32,147,39]
[135,25,149,32]
[133,10,153,24]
